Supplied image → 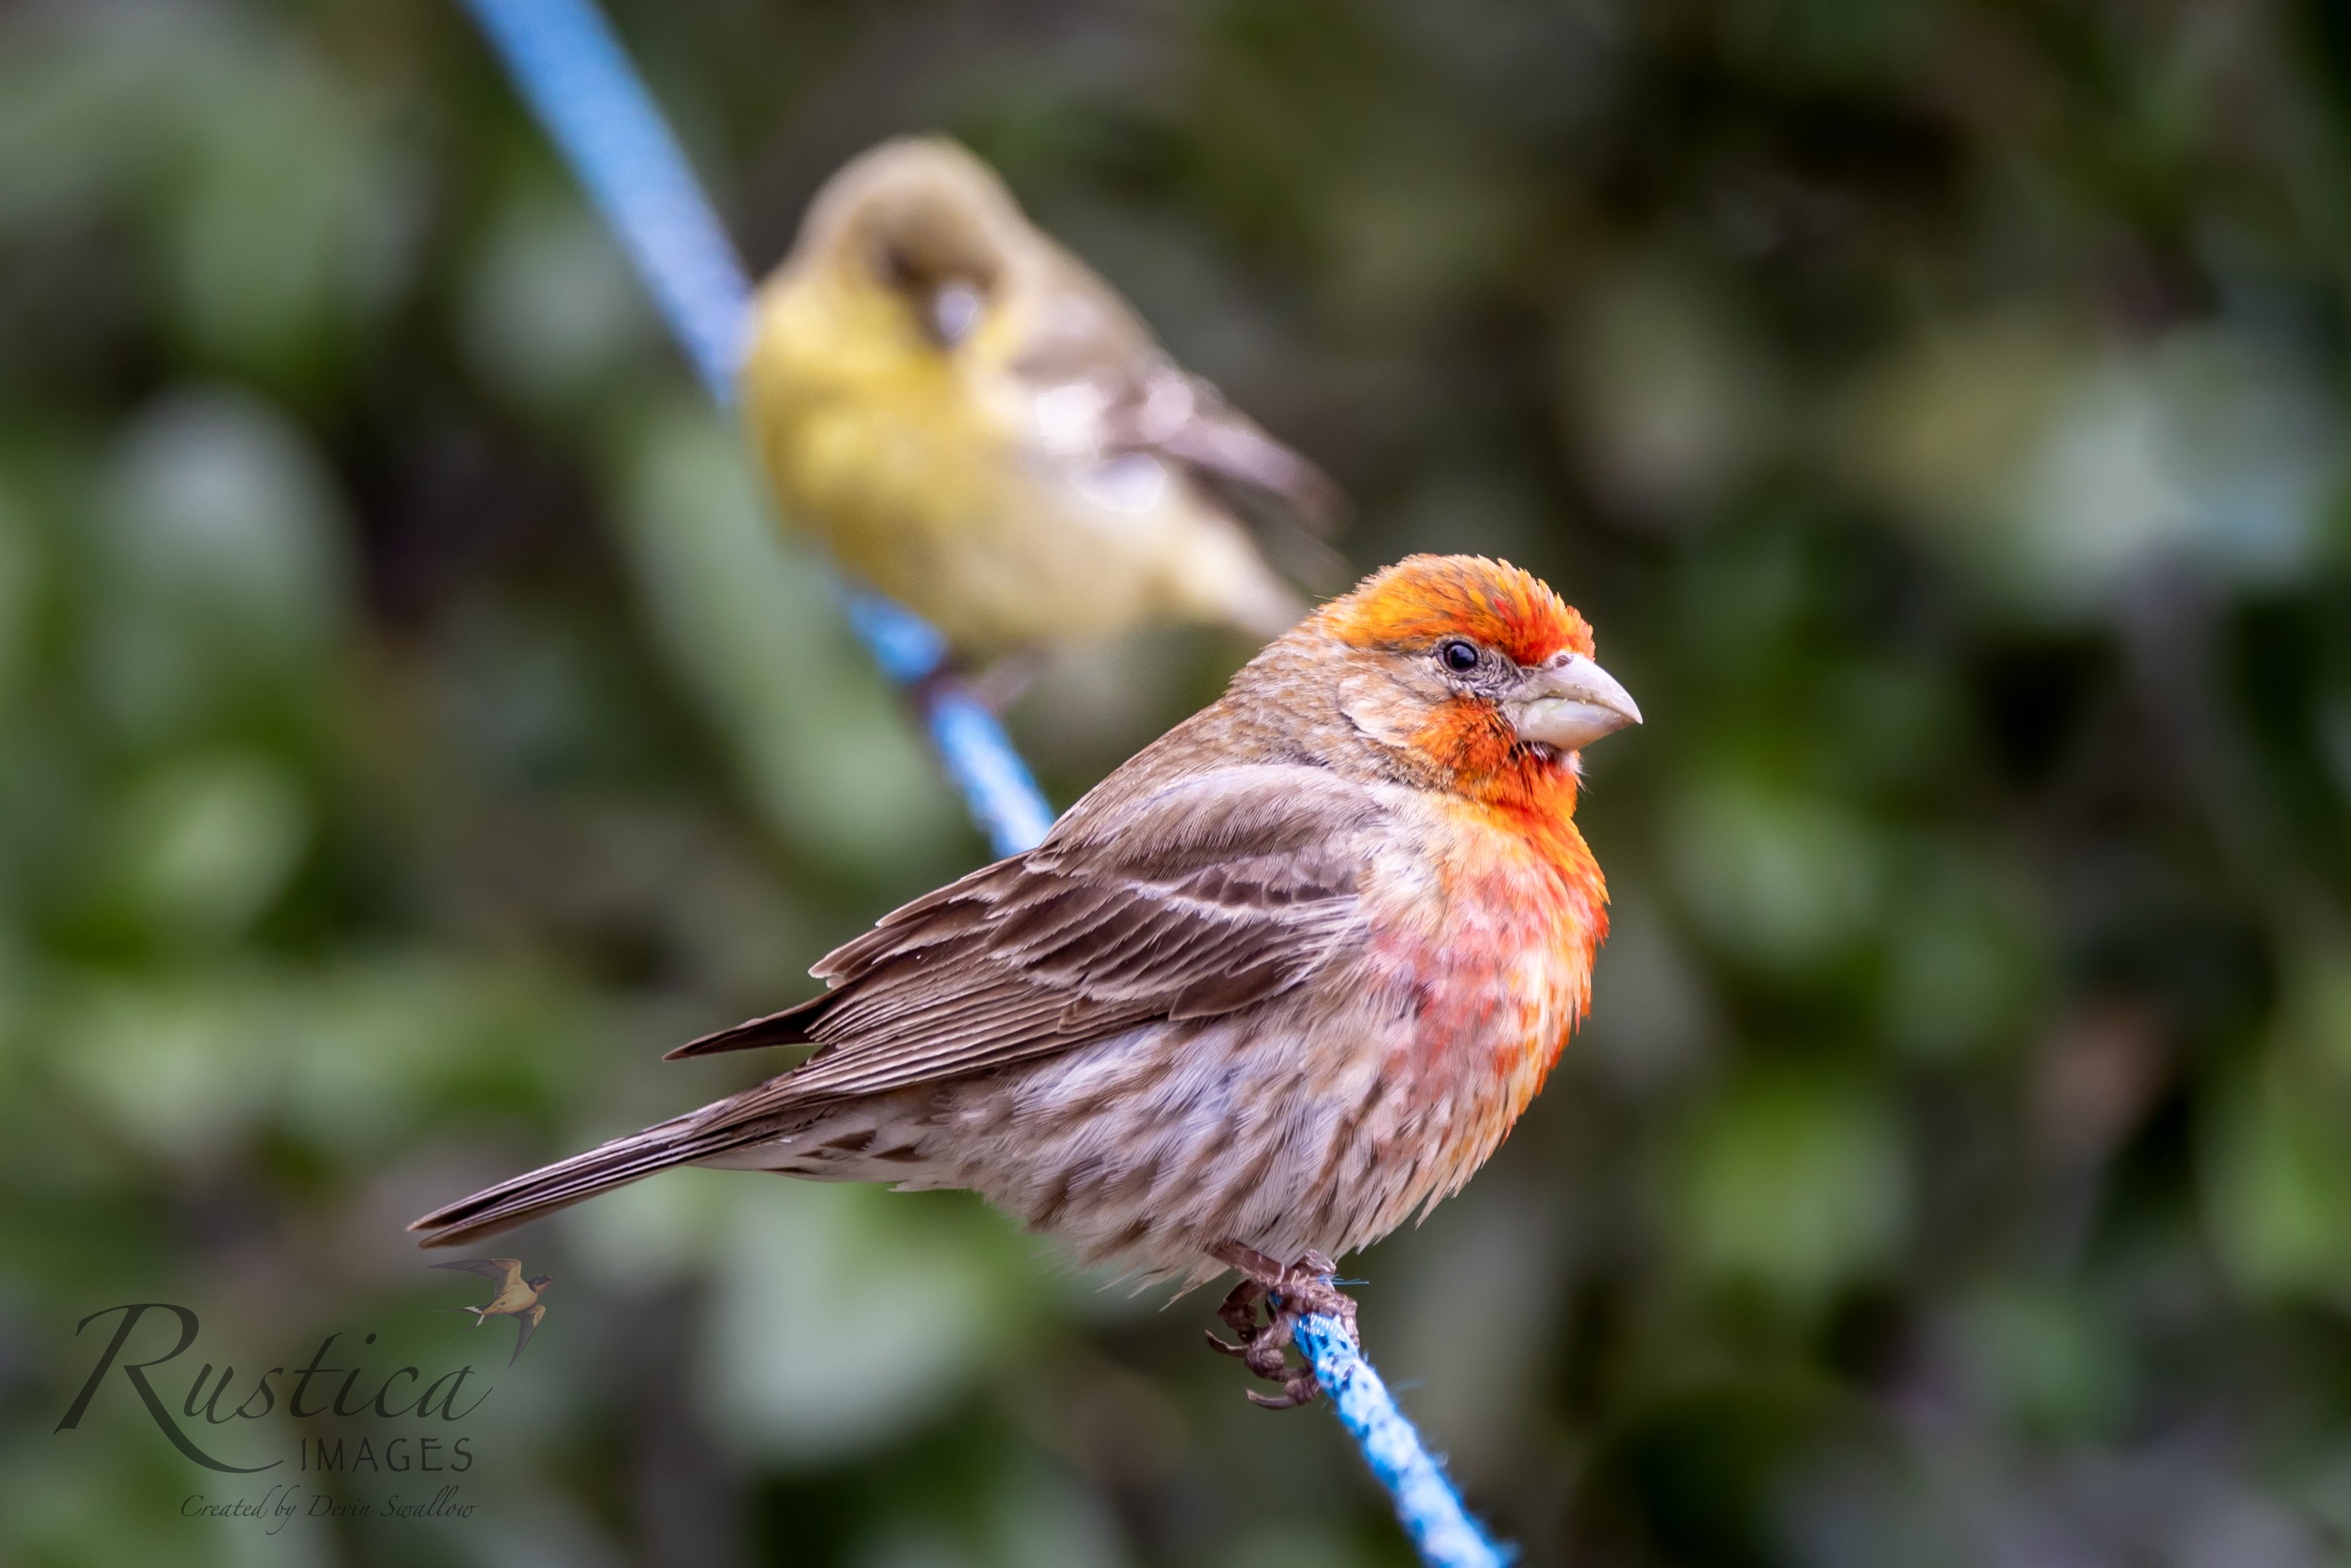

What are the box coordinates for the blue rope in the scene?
[1296,1315,1512,1568]
[462,0,748,401]
[461,0,1048,858]
[457,1,1506,1559]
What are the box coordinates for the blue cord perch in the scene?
[456,3,1506,1561]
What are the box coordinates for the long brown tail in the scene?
[410,1111,737,1248]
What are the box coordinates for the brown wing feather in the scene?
[678,766,1381,1123]
[994,253,1343,533]
[1111,366,1346,531]
[413,765,1384,1250]
[667,856,1037,1059]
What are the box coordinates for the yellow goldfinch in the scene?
[740,137,1338,656]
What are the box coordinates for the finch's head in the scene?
[790,137,1020,354]
[1289,555,1639,800]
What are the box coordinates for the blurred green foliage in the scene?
[7,1,2351,1564]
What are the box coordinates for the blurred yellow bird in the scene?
[740,137,1338,657]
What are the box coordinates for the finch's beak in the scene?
[1508,654,1641,753]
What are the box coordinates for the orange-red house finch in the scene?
[413,554,1638,1403]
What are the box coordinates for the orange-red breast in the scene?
[412,556,1637,1392]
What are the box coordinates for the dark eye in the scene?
[1439,639,1481,674]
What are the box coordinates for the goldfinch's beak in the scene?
[1508,654,1641,753]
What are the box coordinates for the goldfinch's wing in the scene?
[1003,255,1343,530]
[1105,364,1345,531]
[670,764,1381,1112]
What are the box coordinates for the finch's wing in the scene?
[431,1258,523,1291]
[1105,364,1345,533]
[672,764,1381,1113]
[411,766,1383,1248]
[1001,255,1343,531]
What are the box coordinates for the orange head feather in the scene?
[1285,556,1616,822]
[1316,555,1594,667]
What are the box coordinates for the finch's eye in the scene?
[1439,639,1481,674]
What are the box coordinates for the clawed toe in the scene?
[1245,1372,1320,1410]
[1204,1243,1359,1410]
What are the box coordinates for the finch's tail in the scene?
[410,1111,736,1248]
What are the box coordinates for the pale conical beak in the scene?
[1508,654,1642,753]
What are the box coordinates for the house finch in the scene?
[412,555,1638,1404]
[739,136,1336,658]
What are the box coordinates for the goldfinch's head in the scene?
[789,137,1021,354]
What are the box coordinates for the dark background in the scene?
[7,1,2351,1564]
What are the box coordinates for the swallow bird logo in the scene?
[430,1259,551,1367]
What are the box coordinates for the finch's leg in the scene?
[967,651,1046,712]
[1205,1274,1294,1388]
[1205,1244,1358,1410]
[905,658,1040,727]
[1207,1275,1266,1353]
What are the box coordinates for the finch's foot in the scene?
[1203,1244,1357,1410]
